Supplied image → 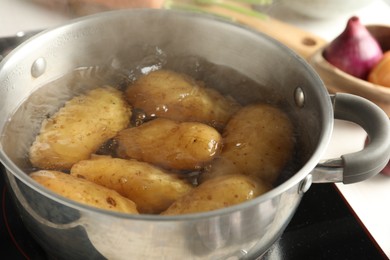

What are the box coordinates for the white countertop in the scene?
[1,0,389,257]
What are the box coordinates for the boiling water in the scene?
[2,54,301,186]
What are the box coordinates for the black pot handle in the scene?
[313,93,390,184]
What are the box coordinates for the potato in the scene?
[70,156,194,214]
[30,170,139,214]
[115,118,222,171]
[162,174,271,215]
[202,104,294,184]
[198,157,241,183]
[29,86,131,170]
[125,69,240,129]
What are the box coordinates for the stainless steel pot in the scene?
[0,9,389,260]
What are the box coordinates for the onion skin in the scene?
[323,16,383,80]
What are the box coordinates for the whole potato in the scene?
[202,103,294,184]
[198,156,241,183]
[125,69,240,129]
[162,174,271,215]
[115,118,222,171]
[70,155,194,214]
[29,86,131,170]
[30,170,139,214]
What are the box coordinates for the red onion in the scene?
[323,16,383,79]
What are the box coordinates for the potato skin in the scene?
[202,104,294,184]
[70,156,194,214]
[30,170,139,214]
[162,174,271,215]
[29,86,131,170]
[115,118,222,171]
[125,69,240,129]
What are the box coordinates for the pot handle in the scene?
[312,93,390,184]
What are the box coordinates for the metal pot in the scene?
[0,9,389,260]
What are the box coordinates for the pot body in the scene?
[0,10,339,259]
[5,170,301,259]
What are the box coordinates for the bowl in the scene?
[309,25,390,116]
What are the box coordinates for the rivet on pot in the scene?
[298,174,312,194]
[31,57,46,78]
[294,87,305,108]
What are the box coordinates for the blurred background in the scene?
[1,0,390,41]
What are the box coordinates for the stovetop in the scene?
[1,170,386,260]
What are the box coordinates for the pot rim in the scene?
[0,9,334,221]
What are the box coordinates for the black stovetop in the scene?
[0,169,387,260]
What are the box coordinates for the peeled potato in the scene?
[125,69,240,129]
[70,155,194,214]
[29,86,131,170]
[202,104,294,184]
[162,174,271,215]
[115,118,222,171]
[30,170,139,214]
